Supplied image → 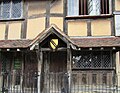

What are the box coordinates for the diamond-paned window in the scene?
[72,51,113,69]
[0,0,22,20]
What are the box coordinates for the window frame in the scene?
[72,51,113,70]
[67,0,112,17]
[0,0,23,20]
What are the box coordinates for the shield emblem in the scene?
[50,39,58,50]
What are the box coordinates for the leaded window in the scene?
[0,0,23,20]
[67,0,111,16]
[72,51,113,69]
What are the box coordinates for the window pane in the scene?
[67,0,79,16]
[88,0,93,14]
[102,51,111,68]
[72,51,112,69]
[88,0,100,15]
[12,0,22,18]
[92,52,101,68]
[2,0,10,19]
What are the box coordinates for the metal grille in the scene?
[12,0,22,18]
[2,70,38,93]
[43,73,68,93]
[71,71,116,93]
[1,70,120,93]
[72,51,112,69]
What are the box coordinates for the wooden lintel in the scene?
[65,14,113,20]
[75,47,118,51]
[0,48,28,52]
[41,47,67,51]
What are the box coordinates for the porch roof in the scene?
[0,37,120,49]
[71,37,120,48]
[0,40,32,48]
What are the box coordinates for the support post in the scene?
[67,44,71,93]
[116,52,120,91]
[37,50,43,93]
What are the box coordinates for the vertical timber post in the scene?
[67,44,71,93]
[2,53,6,93]
[116,52,120,91]
[37,49,43,93]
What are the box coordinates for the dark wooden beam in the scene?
[63,0,67,34]
[65,14,113,20]
[50,13,64,17]
[46,1,50,28]
[28,14,46,19]
[0,19,24,22]
[21,0,28,39]
[87,20,91,36]
[112,0,115,13]
[111,17,115,36]
[74,47,118,51]
[41,47,67,51]
[5,22,9,40]
[67,44,71,93]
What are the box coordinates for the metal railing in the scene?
[1,70,38,93]
[71,71,117,93]
[0,70,120,93]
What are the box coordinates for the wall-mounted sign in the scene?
[50,39,58,50]
[14,59,21,70]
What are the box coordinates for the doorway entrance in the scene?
[42,51,68,93]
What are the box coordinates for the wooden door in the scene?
[49,51,67,73]
[43,51,67,93]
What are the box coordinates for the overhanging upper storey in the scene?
[0,25,120,51]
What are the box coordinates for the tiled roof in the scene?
[0,37,120,49]
[71,37,120,48]
[0,40,32,48]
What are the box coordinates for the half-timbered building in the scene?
[0,0,120,93]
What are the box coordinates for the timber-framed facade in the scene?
[0,0,120,93]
